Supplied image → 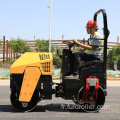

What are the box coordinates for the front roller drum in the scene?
[77,86,105,112]
[10,90,39,112]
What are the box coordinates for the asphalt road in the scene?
[0,86,120,120]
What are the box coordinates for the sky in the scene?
[0,0,120,42]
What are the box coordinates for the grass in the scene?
[0,76,10,80]
[107,78,120,81]
[0,61,12,68]
[0,61,2,67]
[52,76,60,80]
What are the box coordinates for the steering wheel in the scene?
[63,41,72,45]
[63,41,75,50]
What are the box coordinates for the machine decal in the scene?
[39,54,50,61]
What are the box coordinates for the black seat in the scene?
[79,60,104,79]
[80,60,99,67]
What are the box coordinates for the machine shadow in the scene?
[0,104,88,113]
[34,103,86,113]
[0,105,16,112]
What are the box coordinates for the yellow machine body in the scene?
[10,52,52,75]
[10,52,52,102]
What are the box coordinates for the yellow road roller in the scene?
[10,9,110,112]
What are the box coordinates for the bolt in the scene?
[25,92,27,95]
[27,83,29,86]
[30,92,32,95]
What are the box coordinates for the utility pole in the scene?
[48,0,52,52]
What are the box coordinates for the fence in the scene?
[0,35,120,63]
[0,36,18,63]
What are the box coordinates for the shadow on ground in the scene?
[0,104,87,113]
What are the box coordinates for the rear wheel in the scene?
[10,89,39,112]
[77,86,105,112]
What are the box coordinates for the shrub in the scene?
[53,55,61,68]
[8,57,15,64]
[35,39,62,68]
[35,39,49,52]
[0,61,2,67]
[0,39,2,47]
[7,37,32,55]
[107,45,120,70]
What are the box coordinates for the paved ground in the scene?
[0,85,120,120]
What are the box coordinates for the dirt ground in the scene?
[107,73,120,80]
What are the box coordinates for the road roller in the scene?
[10,9,110,112]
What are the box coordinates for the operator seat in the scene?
[80,53,103,67]
[79,57,104,80]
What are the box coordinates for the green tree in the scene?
[35,39,49,52]
[35,39,62,68]
[107,45,120,69]
[7,37,32,55]
[0,39,2,47]
[53,46,62,68]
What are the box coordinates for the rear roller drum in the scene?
[77,86,105,112]
[10,90,39,112]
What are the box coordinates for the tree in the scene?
[52,46,62,68]
[107,45,120,69]
[7,37,32,55]
[35,39,62,68]
[35,39,49,52]
[0,39,2,47]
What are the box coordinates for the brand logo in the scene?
[39,54,50,60]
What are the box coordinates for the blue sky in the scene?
[0,0,119,42]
